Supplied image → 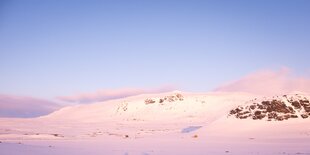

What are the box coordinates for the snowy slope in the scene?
[1,91,310,155]
[43,91,256,122]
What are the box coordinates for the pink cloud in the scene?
[0,94,61,118]
[215,68,310,95]
[57,85,176,103]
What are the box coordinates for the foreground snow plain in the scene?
[1,91,310,155]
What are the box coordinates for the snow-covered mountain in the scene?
[44,91,310,123]
[42,91,256,123]
[1,91,310,155]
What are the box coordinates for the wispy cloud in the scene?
[0,94,61,118]
[57,85,176,103]
[214,67,310,95]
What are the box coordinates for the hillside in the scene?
[1,91,310,155]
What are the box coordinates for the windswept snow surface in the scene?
[1,91,310,155]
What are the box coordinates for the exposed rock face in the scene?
[144,93,184,105]
[144,99,156,105]
[229,94,310,121]
[160,93,184,103]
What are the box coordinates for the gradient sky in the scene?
[1,0,310,99]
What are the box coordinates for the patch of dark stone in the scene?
[160,94,184,103]
[301,114,308,119]
[288,99,310,112]
[51,134,64,137]
[144,98,156,104]
[229,96,310,121]
[145,93,184,105]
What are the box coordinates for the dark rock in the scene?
[159,99,164,103]
[175,93,184,101]
[253,113,265,120]
[291,115,298,118]
[157,94,184,104]
[292,101,301,109]
[235,108,242,113]
[239,115,250,119]
[192,134,198,138]
[145,99,156,105]
[252,111,266,120]
[266,107,272,112]
[276,116,284,121]
[229,110,237,115]
[282,114,291,120]
[268,112,277,119]
[229,95,310,121]
[271,100,290,113]
[254,111,261,115]
[250,105,256,110]
[261,101,269,106]
[240,111,250,115]
[167,96,175,102]
[301,114,308,119]
[288,106,294,113]
[230,108,242,115]
[258,105,264,109]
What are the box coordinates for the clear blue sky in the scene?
[1,0,310,99]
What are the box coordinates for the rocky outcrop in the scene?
[229,94,310,121]
[159,93,184,104]
[144,99,156,105]
[144,93,184,105]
